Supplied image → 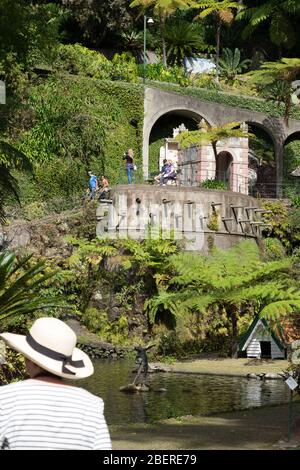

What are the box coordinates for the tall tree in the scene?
[194,1,243,81]
[130,0,198,66]
[145,241,300,356]
[237,0,300,57]
[248,58,300,124]
[0,0,60,69]
[61,0,135,47]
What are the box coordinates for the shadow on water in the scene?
[73,358,291,426]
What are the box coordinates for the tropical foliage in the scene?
[237,0,300,53]
[248,58,300,123]
[0,251,63,323]
[219,48,250,83]
[194,1,243,80]
[164,19,208,66]
[145,241,300,355]
[0,142,32,222]
[130,0,199,65]
[176,120,253,160]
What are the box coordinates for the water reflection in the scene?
[73,359,290,426]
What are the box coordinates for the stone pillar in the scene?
[275,141,284,198]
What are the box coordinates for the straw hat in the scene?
[0,317,94,380]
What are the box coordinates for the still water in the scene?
[76,358,290,426]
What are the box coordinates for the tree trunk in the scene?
[211,140,218,162]
[229,306,239,358]
[160,16,167,67]
[215,19,222,82]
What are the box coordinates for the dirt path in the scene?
[111,403,300,450]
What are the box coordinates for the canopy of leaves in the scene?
[164,18,208,66]
[0,251,64,323]
[145,240,300,326]
[237,0,300,49]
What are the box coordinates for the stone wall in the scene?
[96,185,269,253]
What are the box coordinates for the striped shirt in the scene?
[0,380,112,450]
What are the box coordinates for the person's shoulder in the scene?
[75,386,104,404]
[0,380,28,395]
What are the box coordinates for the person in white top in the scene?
[0,317,112,450]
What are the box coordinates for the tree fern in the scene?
[260,300,300,320]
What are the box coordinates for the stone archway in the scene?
[216,151,233,189]
[143,106,211,178]
[144,87,300,196]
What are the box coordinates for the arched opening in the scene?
[216,152,233,190]
[283,131,300,198]
[148,110,202,175]
[246,122,276,198]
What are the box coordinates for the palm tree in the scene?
[145,241,300,355]
[248,58,300,124]
[194,1,243,81]
[0,141,32,222]
[175,120,253,161]
[219,47,250,83]
[164,18,207,67]
[0,251,64,323]
[236,0,300,57]
[130,0,198,66]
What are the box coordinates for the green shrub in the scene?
[22,201,47,219]
[55,46,139,84]
[111,52,139,83]
[189,73,220,90]
[262,238,286,260]
[283,140,300,198]
[201,179,228,190]
[138,63,187,85]
[0,349,27,385]
[55,44,112,80]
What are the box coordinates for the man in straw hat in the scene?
[0,317,112,450]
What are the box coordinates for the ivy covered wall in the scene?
[12,75,144,210]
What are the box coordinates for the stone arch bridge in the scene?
[143,87,300,196]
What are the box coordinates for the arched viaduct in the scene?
[143,87,300,197]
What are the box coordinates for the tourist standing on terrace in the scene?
[0,317,112,450]
[88,170,98,199]
[123,148,134,184]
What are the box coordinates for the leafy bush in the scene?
[110,52,139,83]
[55,44,112,80]
[201,179,228,190]
[261,200,300,252]
[138,63,188,85]
[283,140,300,198]
[55,45,139,83]
[189,72,220,90]
[82,307,129,345]
[0,349,27,385]
[262,238,286,260]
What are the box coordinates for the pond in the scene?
[75,358,291,426]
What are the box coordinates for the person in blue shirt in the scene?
[154,159,168,184]
[88,171,98,199]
